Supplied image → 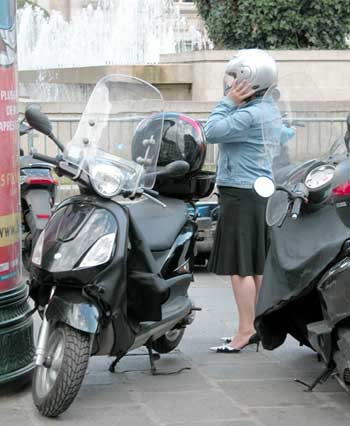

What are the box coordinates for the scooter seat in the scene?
[127,196,188,252]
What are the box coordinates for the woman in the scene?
[206,49,294,353]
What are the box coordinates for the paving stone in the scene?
[124,363,211,393]
[75,383,135,407]
[1,272,349,425]
[197,360,298,381]
[192,272,230,289]
[0,383,33,410]
[0,407,35,426]
[28,404,158,426]
[249,406,350,426]
[317,391,350,413]
[219,379,325,407]
[167,421,258,426]
[139,389,247,424]
[181,340,265,366]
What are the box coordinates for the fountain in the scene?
[16,0,212,101]
[17,0,211,71]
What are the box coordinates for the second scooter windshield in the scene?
[260,72,347,182]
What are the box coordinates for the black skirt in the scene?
[208,186,268,276]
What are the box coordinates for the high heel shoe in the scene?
[212,333,260,353]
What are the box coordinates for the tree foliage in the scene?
[17,0,49,16]
[194,0,350,49]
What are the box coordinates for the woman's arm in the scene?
[204,98,253,145]
[280,125,296,144]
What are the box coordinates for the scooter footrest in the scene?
[307,321,332,337]
[307,321,332,359]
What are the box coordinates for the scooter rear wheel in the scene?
[151,328,185,353]
[32,324,91,417]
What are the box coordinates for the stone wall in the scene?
[18,50,350,165]
[19,50,350,106]
[161,50,350,103]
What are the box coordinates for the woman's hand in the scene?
[227,79,255,105]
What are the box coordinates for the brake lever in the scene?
[277,210,288,228]
[142,192,167,208]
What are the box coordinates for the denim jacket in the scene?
[205,96,294,188]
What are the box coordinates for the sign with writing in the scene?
[0,0,20,291]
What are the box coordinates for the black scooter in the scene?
[26,75,209,418]
[19,119,57,269]
[254,80,350,392]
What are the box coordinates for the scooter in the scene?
[26,75,211,417]
[254,75,350,392]
[188,199,218,267]
[19,119,58,270]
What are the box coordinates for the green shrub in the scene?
[194,0,350,49]
[17,0,49,16]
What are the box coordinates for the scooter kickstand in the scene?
[145,342,160,375]
[294,365,335,392]
[109,357,119,373]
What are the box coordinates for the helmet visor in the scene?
[223,74,235,95]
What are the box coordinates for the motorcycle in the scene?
[26,75,213,417]
[19,118,58,270]
[254,73,350,392]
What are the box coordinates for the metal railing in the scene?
[22,116,348,170]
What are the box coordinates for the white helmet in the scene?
[223,49,277,96]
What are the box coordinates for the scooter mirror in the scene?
[25,104,53,137]
[344,112,350,156]
[254,176,275,198]
[19,121,32,136]
[332,158,350,228]
[159,160,190,178]
[332,158,350,189]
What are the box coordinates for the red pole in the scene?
[0,0,21,290]
[0,0,34,386]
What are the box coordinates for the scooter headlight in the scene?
[32,230,45,266]
[78,233,115,268]
[90,162,124,198]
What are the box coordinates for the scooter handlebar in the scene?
[32,151,59,166]
[291,197,303,220]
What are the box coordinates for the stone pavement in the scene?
[1,271,350,426]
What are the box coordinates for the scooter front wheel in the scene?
[32,324,91,417]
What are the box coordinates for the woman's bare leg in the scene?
[229,275,256,349]
[254,275,263,306]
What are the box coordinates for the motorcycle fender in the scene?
[23,189,51,232]
[45,295,99,334]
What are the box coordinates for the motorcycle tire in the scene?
[194,253,208,268]
[33,324,91,417]
[151,328,185,353]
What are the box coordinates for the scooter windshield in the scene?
[259,73,346,226]
[260,72,341,183]
[64,74,164,196]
